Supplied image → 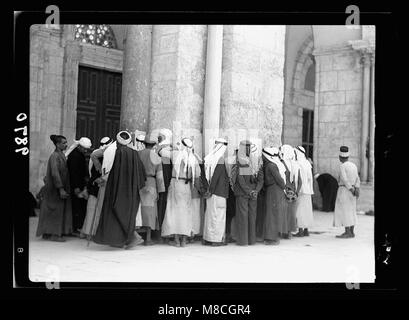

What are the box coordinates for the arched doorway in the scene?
[283,34,315,160]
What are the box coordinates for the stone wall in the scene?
[314,46,362,177]
[220,25,286,155]
[30,25,65,195]
[149,25,207,155]
[29,25,123,195]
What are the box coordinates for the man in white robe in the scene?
[293,146,314,237]
[203,138,230,246]
[334,146,361,238]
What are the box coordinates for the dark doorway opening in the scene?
[302,109,314,161]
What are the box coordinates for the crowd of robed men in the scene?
[35,128,361,248]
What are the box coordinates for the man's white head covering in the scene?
[135,133,146,151]
[173,137,199,181]
[100,136,111,145]
[101,141,117,176]
[158,128,173,146]
[262,147,286,181]
[88,137,113,176]
[101,131,130,177]
[77,137,92,149]
[204,138,228,182]
[339,146,350,157]
[280,144,300,187]
[116,131,132,146]
[294,146,314,194]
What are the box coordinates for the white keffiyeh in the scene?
[204,139,227,182]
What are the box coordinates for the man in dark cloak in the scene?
[155,129,173,239]
[93,131,146,249]
[67,137,92,235]
[316,173,339,212]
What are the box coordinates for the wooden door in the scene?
[76,66,122,149]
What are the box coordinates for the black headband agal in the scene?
[262,149,279,157]
[296,146,305,154]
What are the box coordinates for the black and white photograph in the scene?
[10,6,405,303]
[25,22,376,283]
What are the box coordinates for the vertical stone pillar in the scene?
[203,25,223,156]
[220,26,286,155]
[368,52,375,183]
[360,53,370,182]
[120,25,152,133]
[61,40,81,143]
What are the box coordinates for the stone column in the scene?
[360,53,370,182]
[368,52,375,183]
[203,25,223,156]
[120,25,152,133]
[61,40,81,143]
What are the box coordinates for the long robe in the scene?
[67,148,88,232]
[36,150,72,237]
[138,148,165,230]
[234,165,264,245]
[157,145,173,230]
[161,150,195,237]
[334,161,360,227]
[93,145,146,247]
[203,160,229,242]
[263,161,286,241]
[283,168,302,233]
[81,156,102,236]
[194,163,208,236]
[294,161,314,229]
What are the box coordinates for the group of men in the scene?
[38,128,361,248]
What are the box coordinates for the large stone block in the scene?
[158,33,178,54]
[346,90,362,104]
[178,25,207,58]
[337,69,362,91]
[151,53,178,81]
[231,44,261,74]
[320,91,346,105]
[332,52,358,71]
[260,52,285,77]
[319,105,340,122]
[317,55,333,72]
[319,71,338,91]
[339,104,360,122]
[150,81,177,110]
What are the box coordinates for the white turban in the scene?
[77,137,92,149]
[158,128,173,146]
[116,131,132,146]
[100,137,112,146]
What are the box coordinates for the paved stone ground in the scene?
[29,211,374,283]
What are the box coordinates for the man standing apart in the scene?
[334,146,360,238]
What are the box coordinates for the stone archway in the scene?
[283,35,315,158]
